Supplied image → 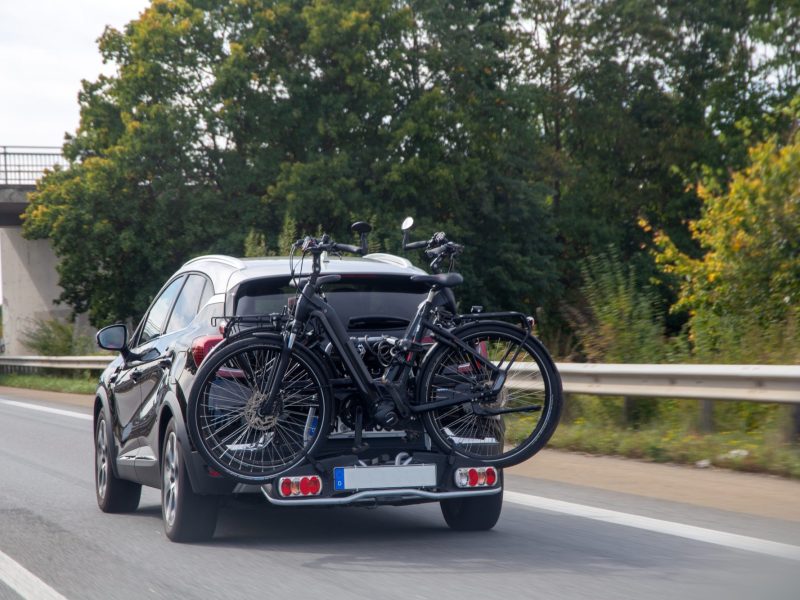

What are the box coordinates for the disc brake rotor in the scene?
[244,391,279,430]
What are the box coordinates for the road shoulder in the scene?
[0,386,93,409]
[510,449,800,522]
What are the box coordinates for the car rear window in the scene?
[235,275,429,330]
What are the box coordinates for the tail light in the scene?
[278,475,322,497]
[191,335,223,367]
[454,467,498,488]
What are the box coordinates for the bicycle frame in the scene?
[258,251,522,420]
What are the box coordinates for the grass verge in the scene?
[0,373,97,395]
[548,423,800,479]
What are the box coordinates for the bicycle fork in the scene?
[257,327,300,418]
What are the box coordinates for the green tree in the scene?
[653,99,800,361]
[25,0,560,326]
[516,0,800,339]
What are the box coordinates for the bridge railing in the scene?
[0,146,67,185]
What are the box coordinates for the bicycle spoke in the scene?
[424,327,558,464]
[193,341,327,479]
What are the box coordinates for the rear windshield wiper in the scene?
[348,315,410,330]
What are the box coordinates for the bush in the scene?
[21,318,95,356]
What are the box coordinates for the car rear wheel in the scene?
[161,419,219,542]
[95,415,141,513]
[441,477,503,531]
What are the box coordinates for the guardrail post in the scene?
[561,393,573,422]
[791,405,800,443]
[699,399,715,433]
[623,396,635,426]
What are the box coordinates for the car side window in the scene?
[138,277,185,346]
[166,274,210,334]
[195,300,223,327]
[198,278,214,310]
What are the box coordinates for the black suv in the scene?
[93,251,504,541]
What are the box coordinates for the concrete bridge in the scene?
[0,146,73,354]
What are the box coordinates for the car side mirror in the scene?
[97,324,129,354]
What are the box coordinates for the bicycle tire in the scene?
[418,322,562,468]
[187,336,331,483]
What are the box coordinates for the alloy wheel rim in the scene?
[96,420,108,499]
[163,432,179,527]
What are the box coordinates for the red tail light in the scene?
[454,467,498,488]
[485,466,497,486]
[278,475,323,497]
[191,335,223,367]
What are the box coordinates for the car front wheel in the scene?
[161,418,219,542]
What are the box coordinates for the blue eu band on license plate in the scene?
[333,464,437,491]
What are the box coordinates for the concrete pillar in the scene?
[0,227,70,354]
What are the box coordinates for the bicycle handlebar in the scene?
[294,235,364,256]
[333,242,362,254]
[425,242,463,258]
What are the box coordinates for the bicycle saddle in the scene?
[410,272,463,288]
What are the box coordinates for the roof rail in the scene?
[182,254,246,269]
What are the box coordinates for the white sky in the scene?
[0,1,149,308]
[0,0,150,147]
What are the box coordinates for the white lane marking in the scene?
[505,491,800,561]
[0,548,69,600]
[0,399,92,421]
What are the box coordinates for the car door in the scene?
[112,276,185,465]
[132,273,213,485]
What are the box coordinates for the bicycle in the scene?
[187,224,563,483]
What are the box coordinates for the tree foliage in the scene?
[24,0,558,325]
[653,100,800,360]
[22,0,800,356]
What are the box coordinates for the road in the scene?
[1,390,799,600]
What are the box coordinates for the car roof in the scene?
[177,253,426,294]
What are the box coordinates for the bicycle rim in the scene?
[193,341,326,480]
[422,327,557,464]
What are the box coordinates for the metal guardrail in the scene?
[0,355,112,370]
[555,363,799,404]
[0,146,67,185]
[0,356,797,404]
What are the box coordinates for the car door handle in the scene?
[158,356,172,369]
[130,369,143,382]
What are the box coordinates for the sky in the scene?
[0,1,149,306]
[0,0,150,148]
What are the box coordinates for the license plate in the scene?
[333,464,437,491]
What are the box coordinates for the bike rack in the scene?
[260,485,501,506]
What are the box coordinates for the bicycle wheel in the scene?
[418,322,562,468]
[187,336,331,483]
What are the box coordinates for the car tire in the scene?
[161,418,219,543]
[95,415,141,513]
[441,477,503,531]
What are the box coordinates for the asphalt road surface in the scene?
[1,391,799,600]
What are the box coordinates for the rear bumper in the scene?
[260,485,501,506]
